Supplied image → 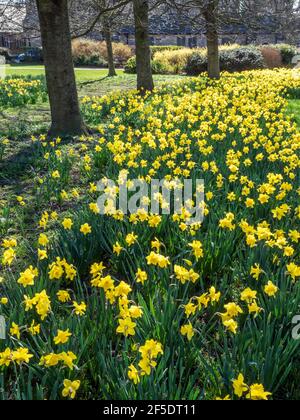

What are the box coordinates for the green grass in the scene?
[287,99,300,128]
[3,64,124,82]
[77,73,187,97]
[3,65,187,96]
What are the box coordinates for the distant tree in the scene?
[166,0,221,78]
[71,0,133,77]
[71,0,159,90]
[227,0,300,44]
[102,13,117,77]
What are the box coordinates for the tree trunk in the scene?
[36,0,87,136]
[103,20,117,77]
[133,0,154,92]
[203,0,220,79]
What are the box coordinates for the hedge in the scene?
[125,44,297,76]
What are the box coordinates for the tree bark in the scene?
[36,0,87,136]
[133,0,154,92]
[103,19,117,77]
[203,0,220,79]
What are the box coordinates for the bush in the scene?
[124,57,137,74]
[186,46,264,75]
[124,56,170,74]
[220,46,264,71]
[111,42,133,64]
[97,41,133,65]
[260,46,282,68]
[272,44,298,65]
[153,48,194,74]
[74,53,107,67]
[185,51,207,75]
[72,39,107,67]
[72,38,132,67]
[150,45,184,57]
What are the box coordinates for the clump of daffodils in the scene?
[128,340,163,384]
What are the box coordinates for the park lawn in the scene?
[4,65,187,95]
[287,99,300,128]
[3,64,124,82]
[77,73,187,97]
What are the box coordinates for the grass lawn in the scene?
[77,73,186,97]
[3,64,124,82]
[287,99,300,127]
[3,65,186,95]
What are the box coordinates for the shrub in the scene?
[186,46,264,75]
[72,39,107,67]
[72,39,99,59]
[260,46,282,68]
[272,44,298,65]
[151,59,170,74]
[97,41,133,65]
[185,51,207,75]
[74,53,107,67]
[127,44,295,76]
[124,57,137,74]
[153,48,194,74]
[150,45,184,57]
[72,38,132,67]
[111,42,133,64]
[218,43,241,51]
[220,46,264,72]
[124,56,170,74]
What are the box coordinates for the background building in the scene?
[0,0,299,54]
[0,0,31,50]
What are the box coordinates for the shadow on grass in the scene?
[78,75,110,87]
[0,141,42,187]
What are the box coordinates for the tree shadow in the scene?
[78,75,109,87]
[0,141,42,187]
